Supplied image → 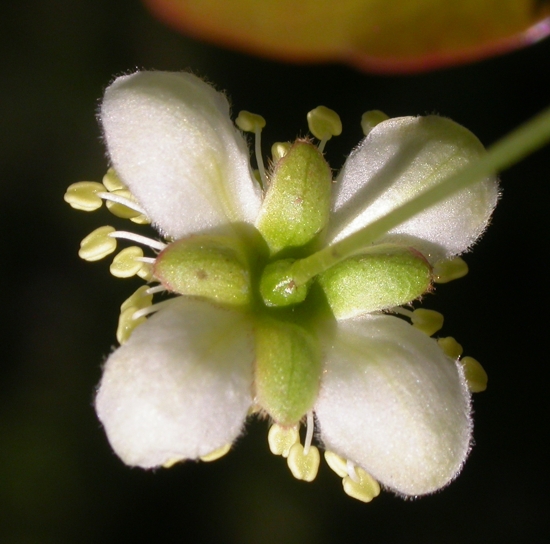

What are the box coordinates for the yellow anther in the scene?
[271,142,291,162]
[102,168,125,191]
[461,356,488,393]
[116,305,147,344]
[117,286,155,343]
[64,181,106,211]
[324,451,348,478]
[120,285,153,313]
[268,424,300,458]
[235,111,266,133]
[200,443,231,462]
[287,443,320,482]
[130,214,151,225]
[162,457,183,468]
[411,308,444,336]
[78,226,116,261]
[110,246,145,278]
[342,466,381,503]
[433,256,469,283]
[438,336,464,359]
[361,110,389,136]
[137,263,154,281]
[307,106,342,141]
[105,189,143,219]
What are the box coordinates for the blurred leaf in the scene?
[143,0,550,72]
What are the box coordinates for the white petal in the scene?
[328,116,498,261]
[101,71,262,239]
[315,314,471,496]
[95,297,255,468]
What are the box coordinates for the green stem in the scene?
[291,105,550,286]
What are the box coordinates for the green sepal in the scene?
[256,140,332,255]
[153,235,251,306]
[254,316,322,426]
[317,244,432,319]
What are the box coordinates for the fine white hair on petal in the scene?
[100,71,262,239]
[328,116,499,262]
[315,314,472,497]
[95,297,255,468]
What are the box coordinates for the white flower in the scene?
[71,71,498,500]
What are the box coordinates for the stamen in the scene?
[438,336,464,359]
[200,443,231,462]
[79,226,117,261]
[271,142,291,162]
[137,264,154,281]
[117,285,154,344]
[325,451,380,502]
[137,257,156,264]
[120,285,154,312]
[433,256,469,283]
[98,191,147,217]
[102,167,125,191]
[162,458,183,468]
[145,285,166,295]
[236,111,267,188]
[108,231,166,251]
[361,110,389,136]
[346,459,360,483]
[254,126,267,188]
[307,106,342,153]
[129,214,151,225]
[64,181,107,211]
[393,307,413,318]
[287,442,320,482]
[110,246,145,278]
[460,356,488,392]
[303,412,314,455]
[131,298,175,320]
[117,306,147,344]
[410,308,444,336]
[342,466,381,503]
[324,451,348,478]
[393,307,444,336]
[268,423,300,458]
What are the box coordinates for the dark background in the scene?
[2,1,549,542]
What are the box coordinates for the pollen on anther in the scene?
[361,110,389,136]
[268,423,299,458]
[433,256,469,283]
[64,181,106,211]
[287,442,320,482]
[235,111,266,133]
[461,356,488,393]
[342,466,380,503]
[307,106,342,140]
[110,246,145,278]
[200,443,231,462]
[411,308,444,336]
[78,226,116,261]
